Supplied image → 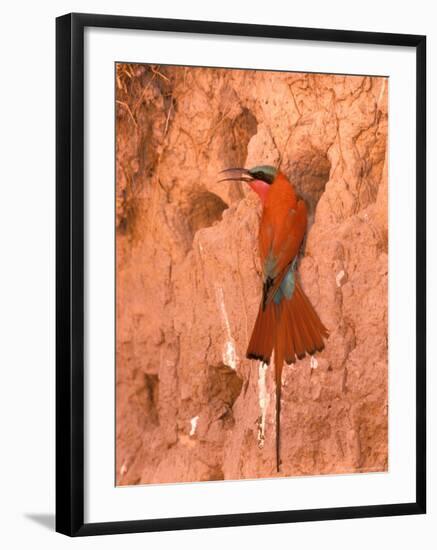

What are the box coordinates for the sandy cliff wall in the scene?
[115,64,388,484]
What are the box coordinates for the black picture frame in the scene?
[56,12,426,537]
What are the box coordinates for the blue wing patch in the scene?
[273,259,297,304]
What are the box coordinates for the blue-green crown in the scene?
[248,165,277,184]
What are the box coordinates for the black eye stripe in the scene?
[248,166,276,184]
[254,172,273,184]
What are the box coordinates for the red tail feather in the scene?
[246,281,328,472]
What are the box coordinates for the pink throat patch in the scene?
[248,179,270,205]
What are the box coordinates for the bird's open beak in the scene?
[217,167,253,183]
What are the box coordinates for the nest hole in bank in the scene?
[186,190,229,236]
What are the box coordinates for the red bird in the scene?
[220,165,329,472]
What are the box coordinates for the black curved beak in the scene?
[217,167,253,183]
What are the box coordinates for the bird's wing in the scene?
[259,199,307,307]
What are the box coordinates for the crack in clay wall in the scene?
[215,285,239,371]
[257,362,270,448]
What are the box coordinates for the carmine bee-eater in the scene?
[220,165,329,472]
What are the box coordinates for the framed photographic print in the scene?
[56,13,426,536]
